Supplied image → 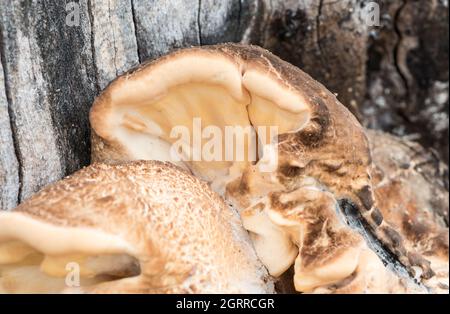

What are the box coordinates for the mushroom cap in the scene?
[0,161,274,293]
[90,43,371,201]
[88,43,435,292]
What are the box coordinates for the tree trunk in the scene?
[0,0,448,210]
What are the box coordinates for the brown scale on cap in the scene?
[240,185,421,293]
[0,161,274,293]
[88,43,439,292]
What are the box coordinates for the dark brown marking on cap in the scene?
[278,163,304,177]
[381,225,403,248]
[370,207,384,226]
[356,185,374,211]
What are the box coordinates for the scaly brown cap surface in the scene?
[0,161,273,293]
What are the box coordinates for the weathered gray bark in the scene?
[0,0,448,210]
[0,0,95,208]
[89,0,139,89]
[0,56,18,210]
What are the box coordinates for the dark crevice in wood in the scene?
[0,23,22,206]
[87,0,101,93]
[130,0,142,63]
[197,0,203,45]
[393,0,410,99]
[108,0,119,77]
[315,0,328,74]
[316,0,323,50]
[235,0,242,42]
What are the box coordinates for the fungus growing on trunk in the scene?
[0,161,274,293]
[88,44,437,292]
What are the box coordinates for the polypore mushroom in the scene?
[0,161,274,293]
[89,43,434,292]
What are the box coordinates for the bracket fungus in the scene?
[1,44,444,294]
[87,44,444,293]
[0,161,274,293]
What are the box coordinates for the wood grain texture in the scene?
[89,0,139,89]
[0,54,19,210]
[131,0,200,60]
[0,1,95,206]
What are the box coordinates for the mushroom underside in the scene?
[93,53,310,192]
[0,214,140,293]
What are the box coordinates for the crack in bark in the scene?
[197,0,203,45]
[0,21,21,207]
[6,9,43,204]
[87,0,101,93]
[130,0,142,63]
[315,0,328,71]
[393,0,410,97]
[108,0,119,76]
[235,0,242,42]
